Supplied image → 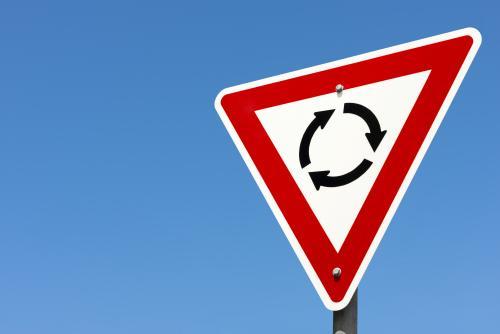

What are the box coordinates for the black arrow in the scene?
[309,159,373,190]
[299,109,335,168]
[343,103,386,151]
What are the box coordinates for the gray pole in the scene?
[333,290,357,334]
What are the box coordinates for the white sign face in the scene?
[257,71,430,250]
[215,28,481,310]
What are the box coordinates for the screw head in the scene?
[333,267,342,279]
[335,331,346,334]
[336,84,344,94]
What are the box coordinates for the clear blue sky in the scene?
[0,1,498,333]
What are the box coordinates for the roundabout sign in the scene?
[215,28,481,311]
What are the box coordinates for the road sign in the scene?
[214,28,481,310]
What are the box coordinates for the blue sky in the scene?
[0,1,498,333]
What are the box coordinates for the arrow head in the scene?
[313,109,335,129]
[309,170,331,190]
[365,130,387,151]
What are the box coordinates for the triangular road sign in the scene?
[215,28,481,310]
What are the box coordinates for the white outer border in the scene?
[214,28,481,311]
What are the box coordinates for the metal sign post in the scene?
[333,290,357,334]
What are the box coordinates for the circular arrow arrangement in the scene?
[299,102,387,190]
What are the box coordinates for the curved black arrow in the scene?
[343,103,386,151]
[299,109,335,168]
[309,159,373,190]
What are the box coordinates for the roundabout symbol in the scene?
[299,102,387,190]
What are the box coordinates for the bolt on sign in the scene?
[214,28,481,310]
